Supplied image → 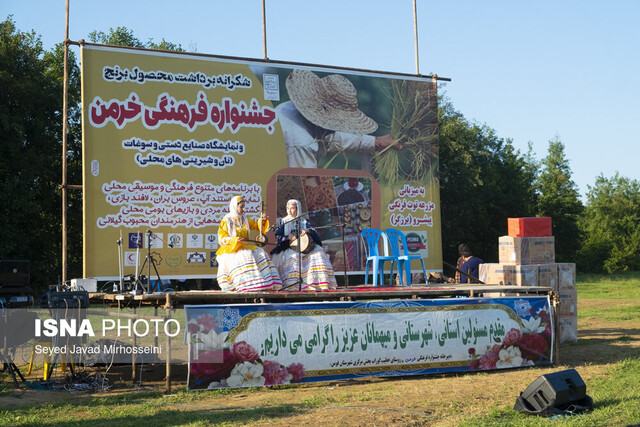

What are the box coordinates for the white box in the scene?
[70,278,98,292]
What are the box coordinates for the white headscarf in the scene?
[282,199,303,236]
[225,196,244,219]
[222,195,248,237]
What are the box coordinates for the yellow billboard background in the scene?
[81,45,441,280]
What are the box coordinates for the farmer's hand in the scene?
[375,135,402,151]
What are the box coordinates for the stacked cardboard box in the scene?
[498,236,555,265]
[480,235,555,288]
[556,263,577,343]
[478,217,577,343]
[479,264,538,286]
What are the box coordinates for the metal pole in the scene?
[131,306,136,383]
[413,0,420,75]
[164,293,172,394]
[61,0,70,285]
[262,0,268,59]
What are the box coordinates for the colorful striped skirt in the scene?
[271,246,337,291]
[216,248,282,292]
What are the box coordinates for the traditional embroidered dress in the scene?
[216,196,282,292]
[270,199,337,291]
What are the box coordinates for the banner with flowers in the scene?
[185,296,553,389]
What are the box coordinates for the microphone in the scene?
[266,218,282,233]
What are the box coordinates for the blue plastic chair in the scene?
[360,228,397,287]
[385,228,428,286]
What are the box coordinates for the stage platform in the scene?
[89,284,554,307]
[78,284,559,393]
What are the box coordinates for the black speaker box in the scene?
[47,291,90,308]
[0,260,30,285]
[517,369,587,412]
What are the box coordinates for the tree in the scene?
[0,16,82,291]
[438,97,537,267]
[536,137,583,262]
[88,27,144,47]
[1,20,186,294]
[88,27,184,51]
[578,173,640,273]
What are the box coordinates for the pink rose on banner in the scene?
[262,360,293,386]
[190,339,307,389]
[187,313,218,335]
[287,363,306,383]
[469,358,480,370]
[518,333,548,361]
[478,344,500,370]
[190,349,238,382]
[196,313,217,332]
[502,328,522,348]
[468,310,552,371]
[231,341,260,363]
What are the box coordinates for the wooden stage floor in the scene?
[90,284,554,307]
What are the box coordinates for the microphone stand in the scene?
[115,232,123,294]
[341,223,349,287]
[138,230,173,294]
[295,216,303,291]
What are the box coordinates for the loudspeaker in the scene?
[0,260,30,285]
[47,291,90,308]
[515,369,592,416]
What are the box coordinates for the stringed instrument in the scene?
[255,201,269,247]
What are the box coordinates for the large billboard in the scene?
[81,45,441,280]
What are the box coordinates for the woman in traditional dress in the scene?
[216,196,282,292]
[270,199,337,291]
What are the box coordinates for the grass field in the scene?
[1,273,639,426]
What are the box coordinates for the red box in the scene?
[508,217,552,237]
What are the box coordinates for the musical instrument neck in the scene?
[255,201,268,246]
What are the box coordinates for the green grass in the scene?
[578,303,640,321]
[577,272,640,322]
[1,272,639,426]
[460,358,640,426]
[577,271,640,299]
[457,273,640,426]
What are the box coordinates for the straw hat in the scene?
[285,69,378,134]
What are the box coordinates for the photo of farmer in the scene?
[276,69,401,169]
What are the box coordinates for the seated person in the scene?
[216,196,282,292]
[457,243,483,284]
[270,199,337,291]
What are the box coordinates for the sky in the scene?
[3,0,639,199]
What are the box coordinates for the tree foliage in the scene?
[536,137,583,262]
[0,16,82,291]
[88,26,184,51]
[578,173,640,273]
[438,97,537,266]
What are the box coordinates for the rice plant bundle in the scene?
[374,79,439,184]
